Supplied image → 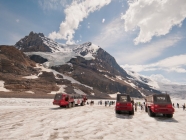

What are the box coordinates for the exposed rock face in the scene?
[15,32,52,52]
[96,48,128,78]
[0,45,36,75]
[15,31,65,53]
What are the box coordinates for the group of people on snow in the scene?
[104,100,115,106]
[87,100,186,111]
[172,103,185,110]
[86,100,115,106]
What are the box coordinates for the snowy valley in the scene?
[0,98,185,140]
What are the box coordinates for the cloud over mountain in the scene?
[48,0,111,44]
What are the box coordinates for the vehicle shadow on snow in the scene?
[115,113,133,119]
[49,105,86,110]
[153,114,178,123]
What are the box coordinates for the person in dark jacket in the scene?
[105,101,107,107]
[183,103,185,111]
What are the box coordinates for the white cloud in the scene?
[117,34,181,64]
[149,74,173,84]
[122,0,186,45]
[121,54,186,73]
[16,19,19,23]
[39,0,70,10]
[158,55,186,68]
[102,18,105,23]
[48,0,111,44]
[92,17,126,48]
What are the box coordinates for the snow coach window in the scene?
[54,94,62,100]
[119,96,128,102]
[154,96,171,103]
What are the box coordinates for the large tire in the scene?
[81,101,85,106]
[115,110,120,114]
[129,109,134,115]
[148,107,155,117]
[167,114,173,118]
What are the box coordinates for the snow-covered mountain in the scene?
[0,32,168,98]
[126,70,186,99]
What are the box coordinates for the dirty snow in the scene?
[25,91,35,94]
[74,89,86,95]
[109,92,121,98]
[23,75,38,79]
[104,75,115,81]
[0,98,185,140]
[48,85,67,94]
[0,80,10,92]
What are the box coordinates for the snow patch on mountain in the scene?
[125,70,186,99]
[126,70,160,89]
[40,36,66,53]
[124,80,137,89]
[0,81,10,92]
[35,64,93,90]
[109,92,121,98]
[23,75,38,79]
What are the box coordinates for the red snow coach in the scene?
[145,94,174,118]
[53,93,87,108]
[115,94,134,115]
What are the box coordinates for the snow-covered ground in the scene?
[0,98,186,140]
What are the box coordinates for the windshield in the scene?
[54,94,62,100]
[154,95,171,103]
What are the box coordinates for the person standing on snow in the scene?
[105,101,107,107]
[141,104,143,110]
[135,103,137,112]
[109,101,111,107]
[183,103,185,111]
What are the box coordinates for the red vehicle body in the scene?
[115,94,134,115]
[53,93,87,108]
[145,94,174,118]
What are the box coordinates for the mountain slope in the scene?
[126,70,186,99]
[1,32,164,98]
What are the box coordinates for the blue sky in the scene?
[1,0,186,84]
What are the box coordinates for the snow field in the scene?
[0,98,186,140]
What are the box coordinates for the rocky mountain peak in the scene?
[15,32,64,53]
